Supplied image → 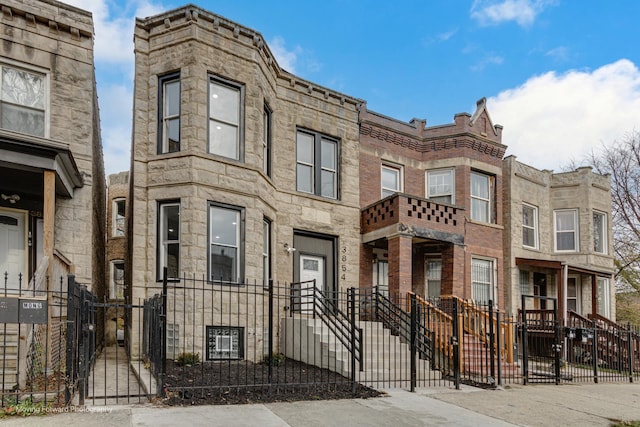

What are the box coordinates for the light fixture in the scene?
[283,243,297,254]
[1,194,20,204]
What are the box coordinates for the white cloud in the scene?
[268,36,302,73]
[471,0,554,27]
[97,83,133,175]
[65,0,164,65]
[63,1,166,176]
[471,55,504,71]
[487,59,640,171]
[544,46,570,62]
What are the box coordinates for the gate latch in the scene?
[552,344,562,352]
[84,323,95,332]
[450,336,459,346]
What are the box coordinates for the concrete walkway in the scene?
[79,345,148,406]
[3,382,640,426]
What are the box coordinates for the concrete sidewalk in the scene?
[2,383,640,426]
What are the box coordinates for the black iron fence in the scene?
[520,296,640,385]
[3,270,639,408]
[0,272,76,408]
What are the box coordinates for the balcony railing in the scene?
[361,194,462,235]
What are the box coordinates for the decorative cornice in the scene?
[1,3,93,40]
[360,124,506,159]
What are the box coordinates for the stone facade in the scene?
[503,156,615,318]
[129,6,361,357]
[0,0,105,294]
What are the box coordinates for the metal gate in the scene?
[520,295,561,385]
[68,277,155,405]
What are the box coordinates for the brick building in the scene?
[105,171,128,344]
[359,99,506,307]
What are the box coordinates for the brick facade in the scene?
[359,100,506,307]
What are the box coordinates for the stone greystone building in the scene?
[503,156,615,320]
[129,5,361,358]
[0,0,105,291]
[358,99,506,307]
[0,0,105,384]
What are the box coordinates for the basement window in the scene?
[206,326,244,360]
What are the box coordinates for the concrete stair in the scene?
[0,324,20,391]
[280,317,441,388]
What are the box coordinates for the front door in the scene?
[533,272,547,310]
[300,255,324,313]
[0,209,26,292]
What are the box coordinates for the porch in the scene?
[0,129,84,293]
[360,194,466,299]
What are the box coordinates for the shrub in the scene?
[175,352,200,366]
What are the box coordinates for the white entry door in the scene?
[0,209,26,292]
[300,255,324,313]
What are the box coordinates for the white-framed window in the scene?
[425,257,442,298]
[158,201,180,280]
[110,260,125,300]
[519,269,530,296]
[296,129,338,199]
[0,63,46,137]
[567,276,580,313]
[166,323,179,359]
[372,260,389,296]
[381,164,402,198]
[597,277,610,318]
[426,168,455,204]
[209,204,242,283]
[522,203,538,249]
[554,209,578,252]
[593,211,607,254]
[112,198,126,237]
[263,105,271,176]
[209,77,242,160]
[263,218,271,288]
[471,257,496,304]
[470,171,494,223]
[206,326,244,360]
[158,72,180,153]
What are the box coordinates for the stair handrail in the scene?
[568,310,592,329]
[440,295,515,364]
[412,293,457,367]
[587,312,640,371]
[370,290,432,360]
[291,280,361,365]
[26,256,49,296]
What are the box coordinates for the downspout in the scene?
[562,262,568,327]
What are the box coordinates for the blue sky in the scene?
[65,0,640,176]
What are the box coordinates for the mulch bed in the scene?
[162,358,382,405]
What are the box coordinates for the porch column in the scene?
[43,170,55,290]
[591,275,597,316]
[440,244,466,297]
[557,264,566,324]
[388,233,412,302]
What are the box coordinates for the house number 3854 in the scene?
[341,247,347,280]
